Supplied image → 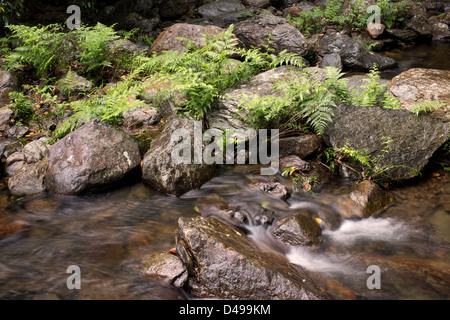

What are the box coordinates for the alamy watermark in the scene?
[170,121,279,175]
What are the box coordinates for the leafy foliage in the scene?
[0,0,23,26]
[320,137,420,182]
[410,101,446,116]
[237,67,348,135]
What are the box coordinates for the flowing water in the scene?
[0,43,449,300]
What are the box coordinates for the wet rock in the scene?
[320,53,343,69]
[177,216,328,299]
[0,70,17,105]
[8,159,48,195]
[252,205,276,225]
[253,182,289,200]
[233,13,316,63]
[196,194,248,224]
[45,119,141,195]
[5,152,24,177]
[323,104,450,180]
[386,68,450,122]
[279,155,310,171]
[142,114,216,196]
[23,138,51,164]
[273,210,322,246]
[334,180,395,219]
[316,33,397,71]
[405,16,433,38]
[198,0,246,19]
[279,134,321,158]
[141,252,188,288]
[385,29,419,43]
[123,106,161,130]
[56,71,92,96]
[149,23,225,54]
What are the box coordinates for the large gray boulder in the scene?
[142,114,216,196]
[45,119,141,195]
[177,216,329,299]
[323,104,450,180]
[316,33,397,71]
[233,13,316,63]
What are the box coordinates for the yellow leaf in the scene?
[315,218,322,225]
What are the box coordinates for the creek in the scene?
[0,42,449,300]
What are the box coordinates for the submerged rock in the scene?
[142,114,216,196]
[316,33,397,71]
[177,215,328,299]
[45,119,141,195]
[324,104,450,180]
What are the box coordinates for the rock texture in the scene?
[45,120,141,195]
[324,104,450,180]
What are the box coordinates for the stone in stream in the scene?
[45,119,141,195]
[4,151,24,177]
[332,180,396,219]
[279,155,310,172]
[252,182,289,200]
[316,32,397,71]
[141,114,216,196]
[23,137,52,164]
[0,209,30,240]
[176,215,330,299]
[141,252,188,288]
[273,209,322,246]
[386,68,450,122]
[323,104,450,180]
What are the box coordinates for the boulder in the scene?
[233,13,316,63]
[123,106,161,130]
[45,119,141,195]
[177,215,329,299]
[366,22,385,39]
[23,138,51,164]
[0,108,13,128]
[8,158,48,195]
[316,33,397,71]
[386,68,450,122]
[346,74,390,96]
[208,9,259,28]
[333,180,395,219]
[279,134,321,158]
[120,12,160,33]
[385,28,419,43]
[273,210,322,246]
[405,16,433,38]
[4,152,24,177]
[323,104,450,180]
[156,0,198,20]
[198,0,246,19]
[431,22,450,41]
[320,53,343,69]
[149,23,226,54]
[0,70,17,105]
[141,252,188,288]
[142,114,216,196]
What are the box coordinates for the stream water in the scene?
[0,43,449,300]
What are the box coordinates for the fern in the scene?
[410,101,446,116]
